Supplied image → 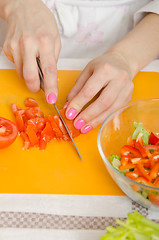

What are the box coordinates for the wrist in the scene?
[104,48,137,80]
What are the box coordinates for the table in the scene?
[0,50,159,240]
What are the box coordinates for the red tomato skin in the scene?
[149,132,159,145]
[24,98,38,107]
[149,194,159,206]
[59,109,80,138]
[0,117,18,149]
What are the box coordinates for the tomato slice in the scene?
[24,98,38,107]
[39,122,55,150]
[26,124,39,146]
[46,115,63,139]
[0,117,18,149]
[59,109,80,138]
[149,132,159,145]
[148,194,159,206]
[25,107,44,119]
[120,145,142,158]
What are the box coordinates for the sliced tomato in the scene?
[15,114,24,132]
[136,163,152,182]
[119,163,135,170]
[46,115,63,139]
[0,117,18,149]
[59,109,80,138]
[39,122,55,150]
[127,136,135,147]
[126,168,139,180]
[148,194,159,206]
[120,145,142,158]
[26,124,39,146]
[150,162,159,180]
[24,98,38,107]
[27,117,45,133]
[53,115,69,141]
[149,132,159,145]
[25,107,44,119]
[20,132,30,150]
[135,177,154,187]
[135,137,147,158]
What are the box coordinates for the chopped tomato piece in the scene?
[120,157,129,166]
[0,117,18,149]
[136,163,152,182]
[27,117,45,133]
[15,114,24,132]
[149,132,159,145]
[20,132,30,149]
[26,125,39,146]
[120,145,142,158]
[135,137,147,158]
[148,194,159,206]
[59,109,80,138]
[150,162,159,180]
[127,136,135,147]
[119,163,135,170]
[39,122,55,150]
[135,177,154,187]
[25,107,44,119]
[154,178,159,187]
[24,98,38,107]
[53,115,69,141]
[46,115,63,139]
[126,169,139,180]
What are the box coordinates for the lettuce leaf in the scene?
[132,122,150,145]
[100,211,159,240]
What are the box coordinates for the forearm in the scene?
[109,13,159,78]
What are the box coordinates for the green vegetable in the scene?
[110,155,121,162]
[132,122,150,145]
[100,211,159,240]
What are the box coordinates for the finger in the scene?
[65,70,111,120]
[3,43,14,63]
[80,82,133,133]
[66,64,93,103]
[12,49,23,78]
[22,49,40,93]
[39,40,58,104]
[73,79,121,129]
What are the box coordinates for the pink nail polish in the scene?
[74,119,86,129]
[81,125,92,134]
[48,93,57,104]
[66,108,77,120]
[63,102,68,109]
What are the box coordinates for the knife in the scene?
[36,57,83,161]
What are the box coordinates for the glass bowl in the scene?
[98,99,159,210]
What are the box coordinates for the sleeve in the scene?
[134,0,159,26]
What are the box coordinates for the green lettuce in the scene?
[132,122,150,145]
[100,211,159,240]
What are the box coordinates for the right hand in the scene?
[3,0,61,104]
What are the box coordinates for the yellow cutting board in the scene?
[0,70,158,195]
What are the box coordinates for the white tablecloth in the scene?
[0,50,159,240]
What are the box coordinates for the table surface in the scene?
[0,52,159,240]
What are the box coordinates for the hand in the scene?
[65,51,134,133]
[3,0,61,103]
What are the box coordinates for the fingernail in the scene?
[81,125,92,134]
[48,93,57,104]
[74,119,86,129]
[63,102,68,109]
[66,108,77,120]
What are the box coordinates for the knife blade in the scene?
[36,57,83,161]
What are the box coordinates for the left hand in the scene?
[64,51,134,134]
